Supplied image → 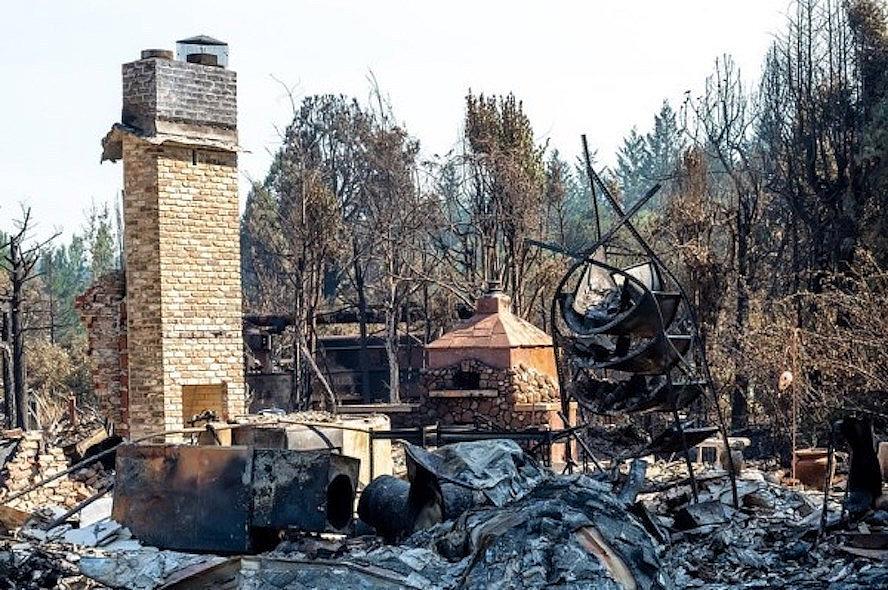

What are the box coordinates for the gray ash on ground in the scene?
[644,462,888,589]
[0,539,106,590]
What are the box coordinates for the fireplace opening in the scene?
[326,474,355,530]
[181,384,226,424]
[452,370,481,390]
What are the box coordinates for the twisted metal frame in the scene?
[544,135,738,507]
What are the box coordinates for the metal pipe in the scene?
[45,484,114,530]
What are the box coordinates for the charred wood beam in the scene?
[245,306,428,332]
[617,458,648,505]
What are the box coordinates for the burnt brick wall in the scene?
[75,271,129,435]
[122,57,236,134]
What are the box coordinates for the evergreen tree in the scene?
[85,202,117,278]
[614,126,650,206]
[645,100,683,185]
[40,236,90,345]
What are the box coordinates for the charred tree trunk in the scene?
[353,250,372,401]
[384,251,401,404]
[1,303,14,428]
[9,238,28,430]
[385,310,400,404]
[290,274,302,410]
[732,201,751,430]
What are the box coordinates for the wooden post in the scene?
[68,395,78,426]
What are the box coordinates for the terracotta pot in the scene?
[794,448,834,490]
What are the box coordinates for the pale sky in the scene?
[0,0,786,241]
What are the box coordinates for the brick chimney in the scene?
[100,38,244,439]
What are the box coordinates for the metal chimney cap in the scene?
[176,34,227,46]
[175,35,229,68]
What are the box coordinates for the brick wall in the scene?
[122,136,166,439]
[74,272,129,436]
[120,138,245,438]
[156,145,244,433]
[122,57,236,134]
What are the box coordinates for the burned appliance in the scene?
[112,444,359,553]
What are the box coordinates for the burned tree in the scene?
[686,56,765,429]
[1,207,58,429]
[242,96,358,408]
[464,93,547,317]
[358,110,429,402]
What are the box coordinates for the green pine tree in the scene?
[615,126,651,206]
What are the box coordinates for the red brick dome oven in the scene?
[419,289,575,463]
[426,290,557,379]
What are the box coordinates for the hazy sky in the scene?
[0,1,786,240]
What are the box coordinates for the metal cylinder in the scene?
[358,475,414,543]
[359,474,480,543]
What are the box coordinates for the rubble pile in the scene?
[73,440,671,589]
[0,537,103,590]
[0,429,112,514]
[2,433,887,589]
[44,412,107,451]
[1,529,223,590]
[243,440,669,589]
[641,462,888,589]
[249,474,669,589]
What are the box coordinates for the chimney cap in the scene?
[176,34,227,46]
[176,35,229,68]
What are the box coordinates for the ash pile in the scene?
[642,460,888,589]
[4,432,888,589]
[259,439,669,589]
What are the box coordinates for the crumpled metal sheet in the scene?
[279,466,670,589]
[244,440,670,589]
[358,439,547,542]
[406,439,545,507]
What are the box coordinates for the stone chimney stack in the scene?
[101,37,244,439]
